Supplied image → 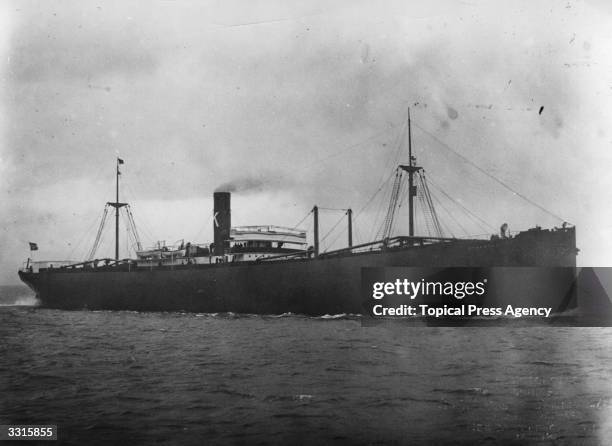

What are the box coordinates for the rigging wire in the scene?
[87,205,110,260]
[319,215,344,247]
[121,210,141,257]
[125,205,143,251]
[91,212,112,260]
[413,122,569,223]
[419,172,444,237]
[383,120,408,177]
[317,207,349,212]
[322,225,348,252]
[427,188,468,237]
[324,214,363,248]
[121,181,158,244]
[390,172,410,238]
[96,222,111,259]
[271,209,314,245]
[380,169,400,239]
[346,168,395,239]
[416,181,433,236]
[67,207,108,261]
[354,223,364,246]
[425,174,495,233]
[314,207,354,250]
[393,178,410,237]
[418,182,433,237]
[121,212,135,258]
[301,122,402,171]
[374,167,446,239]
[368,121,408,240]
[288,209,313,233]
[379,169,404,239]
[370,176,395,241]
[427,191,457,238]
[323,208,358,250]
[415,184,427,236]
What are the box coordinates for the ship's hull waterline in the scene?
[19,228,577,315]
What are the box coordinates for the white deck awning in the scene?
[231,226,307,244]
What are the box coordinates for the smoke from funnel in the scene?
[214,172,292,194]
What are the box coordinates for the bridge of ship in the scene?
[223,225,308,262]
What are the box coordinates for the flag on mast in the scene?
[118,158,124,164]
[29,242,38,251]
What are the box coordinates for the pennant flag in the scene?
[29,242,38,251]
[118,158,124,165]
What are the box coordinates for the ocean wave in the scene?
[0,295,39,306]
[320,313,347,319]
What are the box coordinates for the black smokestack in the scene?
[213,192,231,256]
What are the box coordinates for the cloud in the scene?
[8,5,158,83]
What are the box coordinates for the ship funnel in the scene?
[213,192,231,256]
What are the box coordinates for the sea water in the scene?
[1,285,611,445]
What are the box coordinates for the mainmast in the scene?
[408,108,414,236]
[399,107,422,237]
[108,158,127,260]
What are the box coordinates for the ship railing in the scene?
[319,236,462,258]
[20,260,77,273]
[257,235,464,262]
[49,258,137,271]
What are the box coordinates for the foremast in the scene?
[107,157,127,260]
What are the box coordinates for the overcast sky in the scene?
[1,0,611,284]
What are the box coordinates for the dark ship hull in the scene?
[19,227,578,315]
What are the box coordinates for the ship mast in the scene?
[89,158,139,261]
[108,158,127,260]
[399,107,422,238]
[408,108,414,237]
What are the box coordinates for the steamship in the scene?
[18,113,580,315]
